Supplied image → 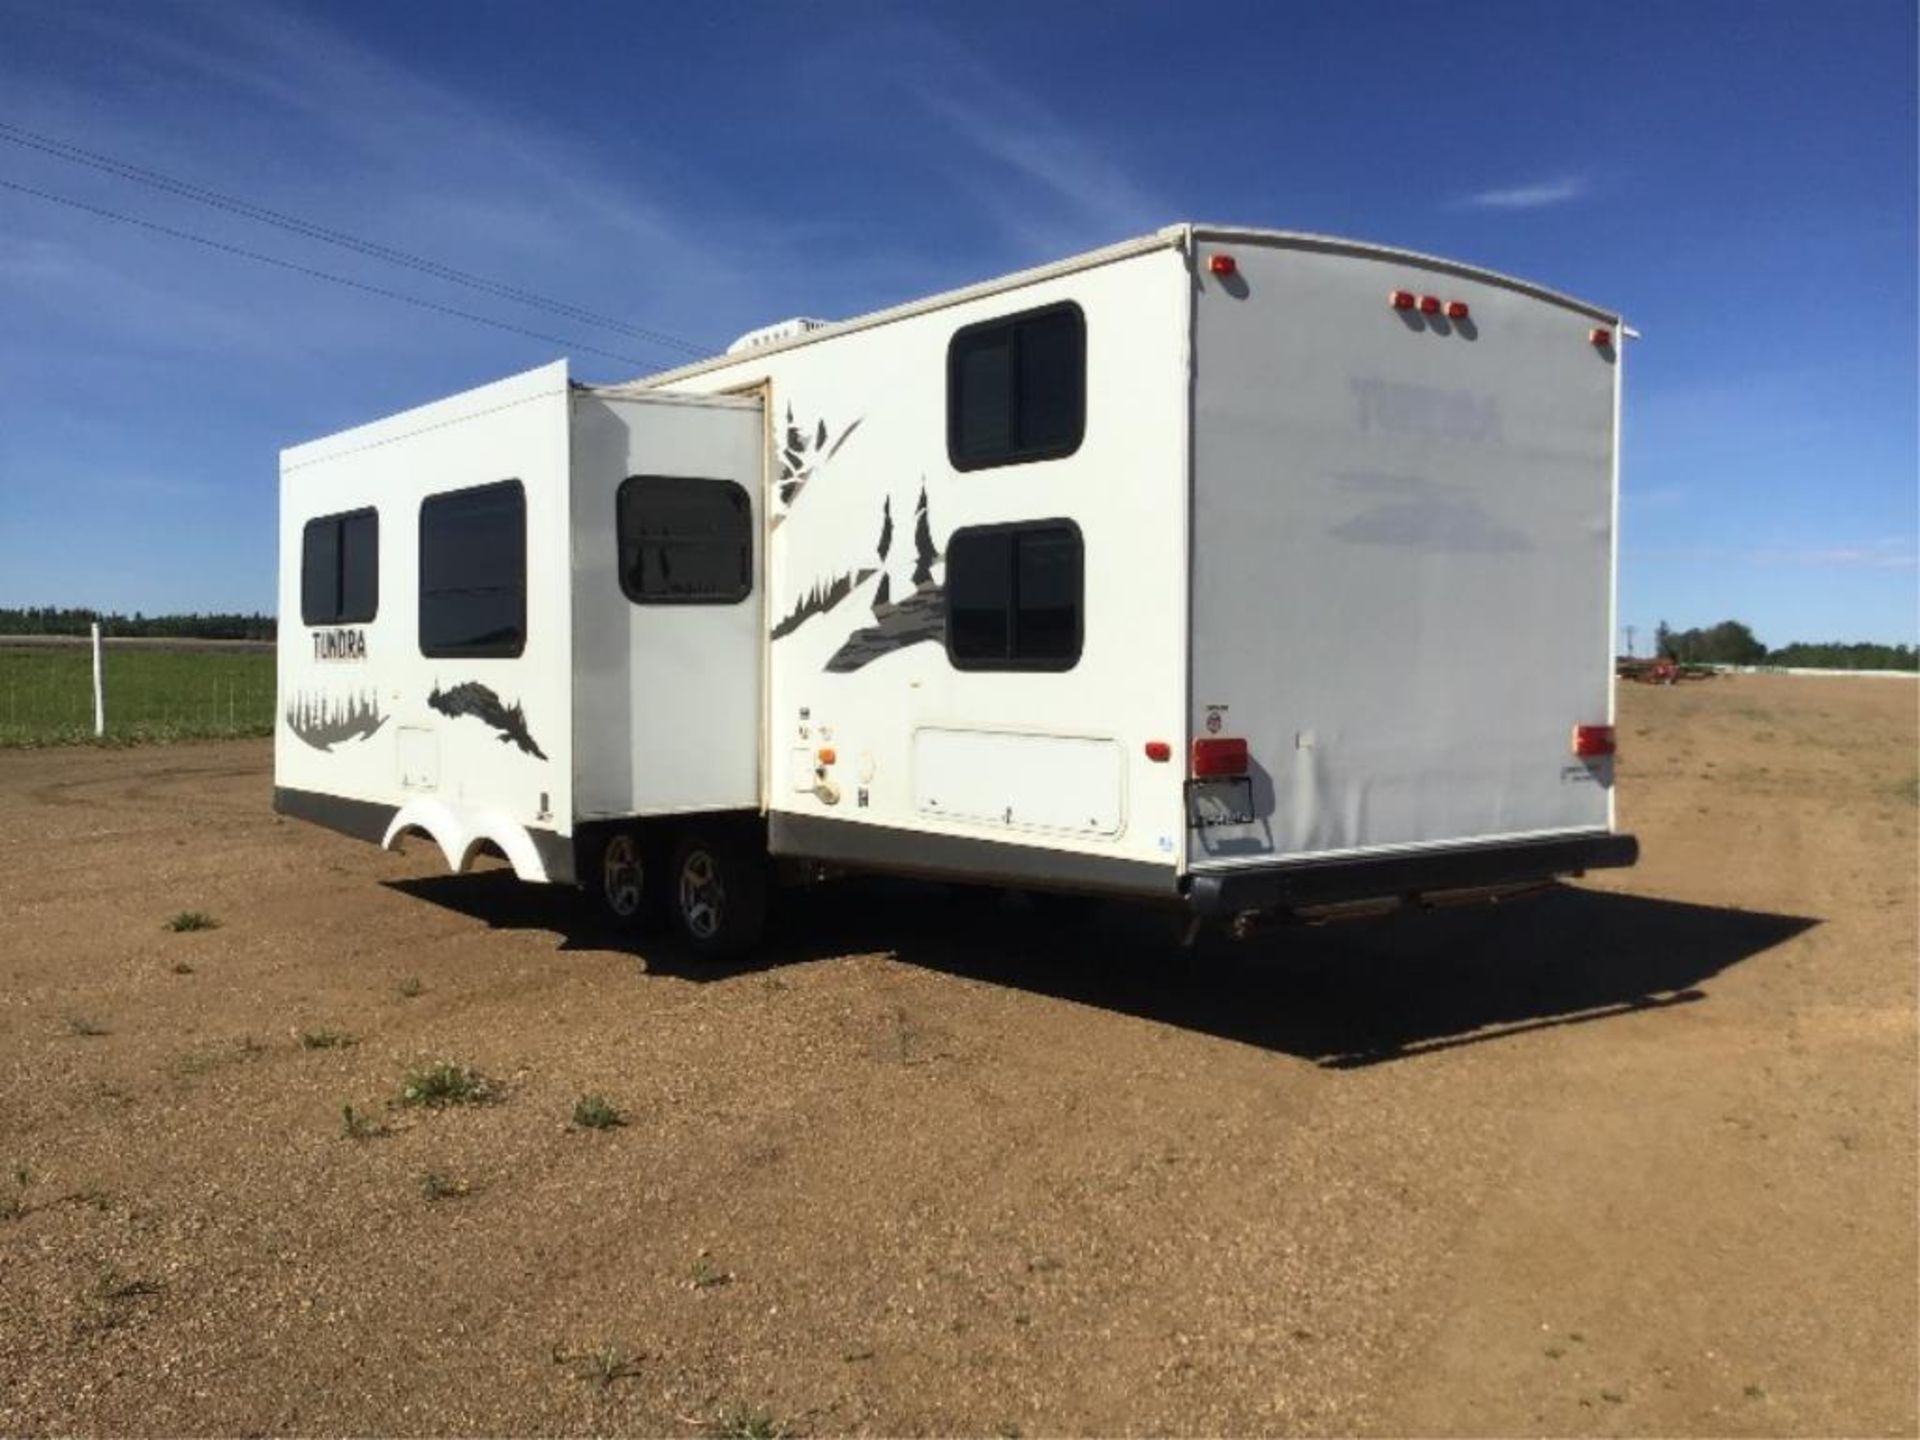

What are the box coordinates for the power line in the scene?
[0,119,711,357]
[0,176,665,369]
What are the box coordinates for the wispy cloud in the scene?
[4,3,745,370]
[1747,538,1918,570]
[1638,537,1920,571]
[885,24,1160,257]
[918,86,1157,240]
[1461,175,1588,210]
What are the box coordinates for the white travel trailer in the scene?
[276,223,1637,957]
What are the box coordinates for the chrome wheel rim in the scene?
[678,849,724,940]
[602,835,642,917]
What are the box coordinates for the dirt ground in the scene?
[0,675,1913,1436]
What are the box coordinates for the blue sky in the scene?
[0,0,1913,647]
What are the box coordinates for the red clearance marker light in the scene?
[1418,295,1441,315]
[1446,300,1470,319]
[1191,736,1250,778]
[1572,725,1616,758]
[1389,289,1417,310]
[1209,253,1237,277]
[1144,740,1172,763]
[1590,326,1613,347]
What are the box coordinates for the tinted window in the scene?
[946,525,1014,660]
[419,480,525,657]
[948,303,1085,470]
[945,521,1083,670]
[617,475,752,604]
[339,512,379,621]
[953,332,1014,461]
[300,508,378,625]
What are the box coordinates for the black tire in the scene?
[668,828,769,962]
[586,828,663,934]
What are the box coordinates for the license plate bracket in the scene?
[1187,776,1254,828]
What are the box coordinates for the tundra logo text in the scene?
[312,628,367,662]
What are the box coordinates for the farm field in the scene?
[0,675,1913,1436]
[0,642,274,746]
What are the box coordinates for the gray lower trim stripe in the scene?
[770,812,1181,900]
[529,828,576,887]
[273,785,575,885]
[273,786,395,844]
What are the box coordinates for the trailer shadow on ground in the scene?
[384,872,1815,1069]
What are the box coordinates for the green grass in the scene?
[552,1341,643,1390]
[100,1271,164,1301]
[300,1028,356,1050]
[1,1166,31,1221]
[712,1405,787,1439]
[165,910,219,933]
[571,1094,625,1130]
[421,1170,471,1200]
[0,644,274,747]
[398,1062,496,1108]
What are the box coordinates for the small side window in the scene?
[947,302,1086,470]
[300,508,379,626]
[419,480,526,658]
[945,520,1083,670]
[617,475,753,605]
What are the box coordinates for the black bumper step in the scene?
[1187,832,1639,916]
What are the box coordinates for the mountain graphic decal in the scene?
[427,681,547,760]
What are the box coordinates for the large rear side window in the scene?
[418,480,526,658]
[300,508,379,626]
[947,303,1085,470]
[945,519,1083,670]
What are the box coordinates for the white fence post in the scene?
[91,621,105,737]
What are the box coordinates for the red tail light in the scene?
[1208,253,1238,276]
[1191,736,1249,777]
[1445,300,1470,319]
[1590,326,1613,348]
[1418,295,1442,315]
[1144,740,1172,763]
[1572,724,1616,757]
[1389,289,1417,310]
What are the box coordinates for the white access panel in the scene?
[1188,237,1618,864]
[912,728,1125,836]
[568,390,766,819]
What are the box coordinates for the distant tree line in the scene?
[0,607,276,641]
[1656,619,1917,671]
[1764,640,1918,671]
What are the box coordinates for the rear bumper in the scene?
[1186,831,1638,917]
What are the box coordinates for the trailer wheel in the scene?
[669,830,768,962]
[589,829,661,933]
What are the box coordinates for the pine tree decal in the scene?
[874,495,895,609]
[773,407,862,516]
[911,482,936,589]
